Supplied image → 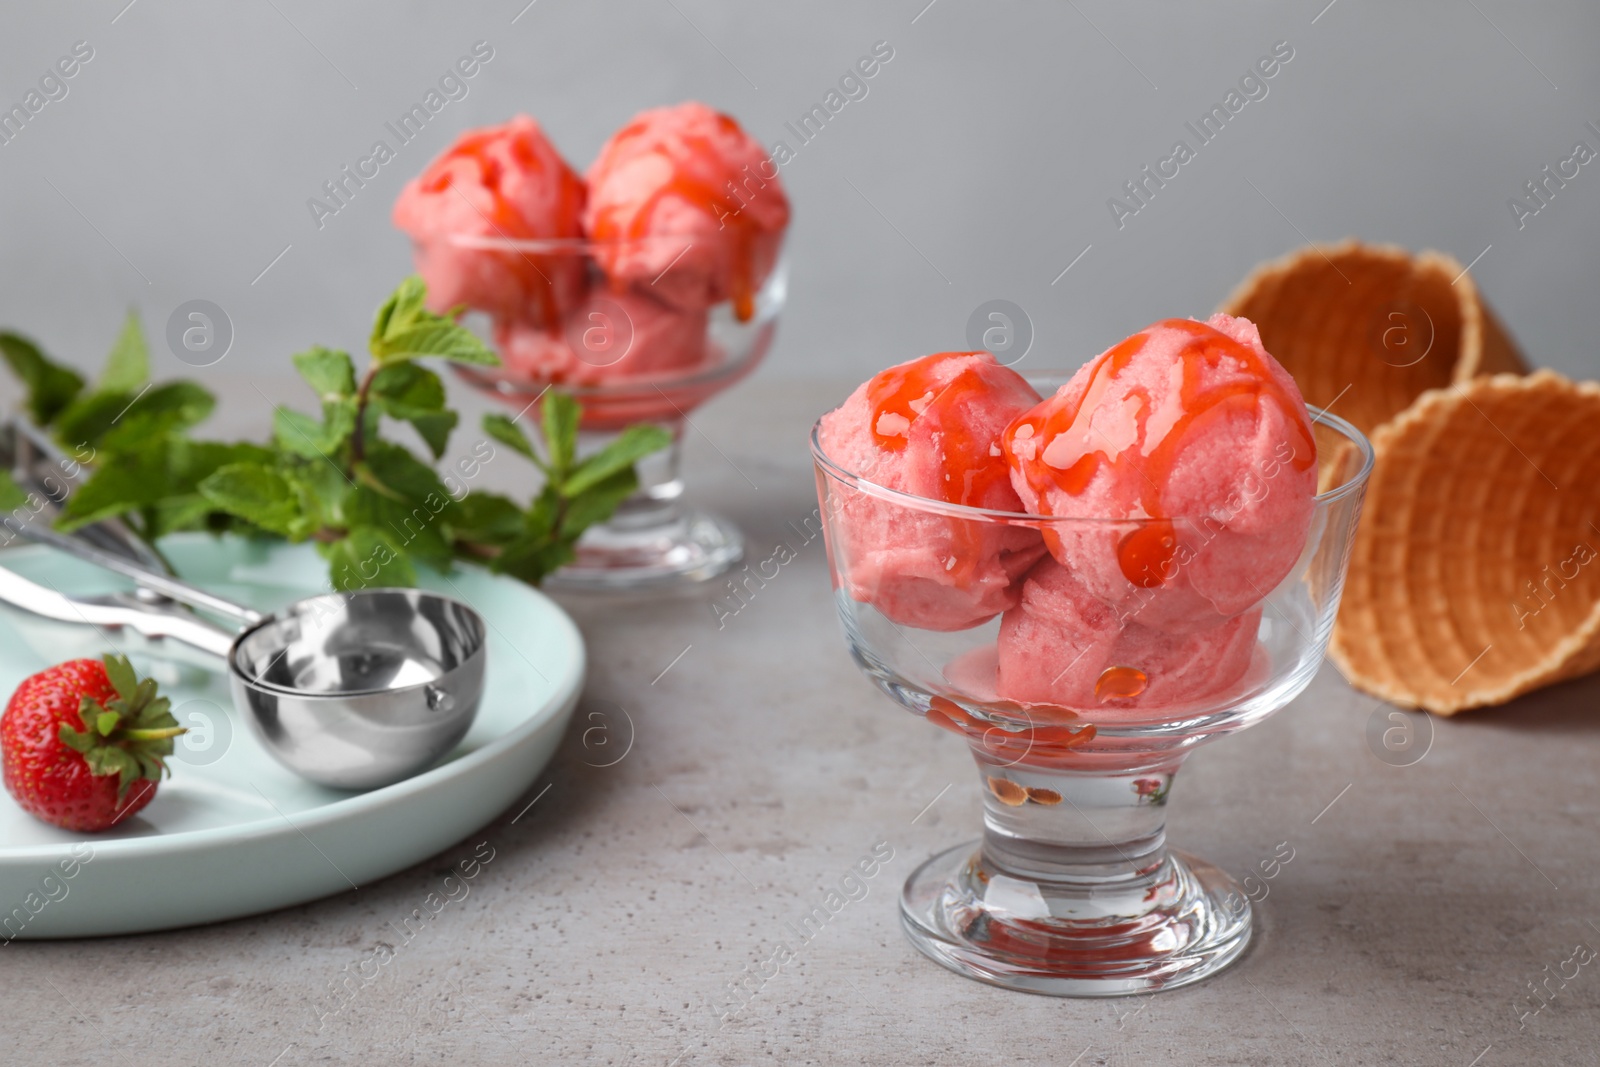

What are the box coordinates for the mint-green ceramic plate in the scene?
[0,535,584,938]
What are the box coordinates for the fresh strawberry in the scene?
[1,654,186,832]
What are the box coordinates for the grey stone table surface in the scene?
[3,372,1599,1067]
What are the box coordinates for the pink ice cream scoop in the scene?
[1001,314,1317,635]
[393,115,588,329]
[818,352,1048,632]
[584,102,789,322]
[988,314,1313,711]
[996,557,1262,710]
[495,289,709,385]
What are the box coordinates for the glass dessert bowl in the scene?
[392,104,792,592]
[811,365,1374,996]
[450,235,786,590]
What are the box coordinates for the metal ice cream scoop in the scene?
[0,525,486,791]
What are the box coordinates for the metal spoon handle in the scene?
[3,522,263,627]
[3,417,172,575]
[0,564,237,660]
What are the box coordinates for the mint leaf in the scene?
[197,463,302,535]
[446,491,523,544]
[360,440,449,506]
[490,533,576,587]
[273,407,335,459]
[325,396,359,443]
[371,362,457,458]
[378,322,499,366]
[322,526,416,591]
[370,362,446,413]
[169,439,276,489]
[345,486,453,570]
[561,468,639,535]
[0,332,84,426]
[564,424,672,496]
[482,413,537,463]
[293,346,357,400]
[370,276,428,352]
[100,311,150,394]
[54,380,214,453]
[53,391,133,450]
[97,381,215,454]
[405,412,458,460]
[282,461,353,531]
[0,470,28,512]
[522,485,561,541]
[145,493,216,538]
[368,276,499,366]
[59,436,275,533]
[541,392,580,478]
[57,448,174,529]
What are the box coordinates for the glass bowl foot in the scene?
[900,840,1252,997]
[545,506,743,592]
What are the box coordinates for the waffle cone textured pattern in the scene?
[1219,240,1526,438]
[1329,371,1600,714]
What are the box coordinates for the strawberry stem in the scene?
[121,727,188,742]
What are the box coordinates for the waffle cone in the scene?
[1330,371,1600,714]
[1219,240,1526,437]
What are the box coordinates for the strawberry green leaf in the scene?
[103,654,139,703]
[58,723,96,753]
[60,657,184,796]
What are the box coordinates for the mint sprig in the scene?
[4,276,672,590]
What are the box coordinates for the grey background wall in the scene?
[0,0,1596,386]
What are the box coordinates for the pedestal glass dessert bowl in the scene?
[451,235,787,591]
[392,103,792,593]
[811,404,1373,996]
